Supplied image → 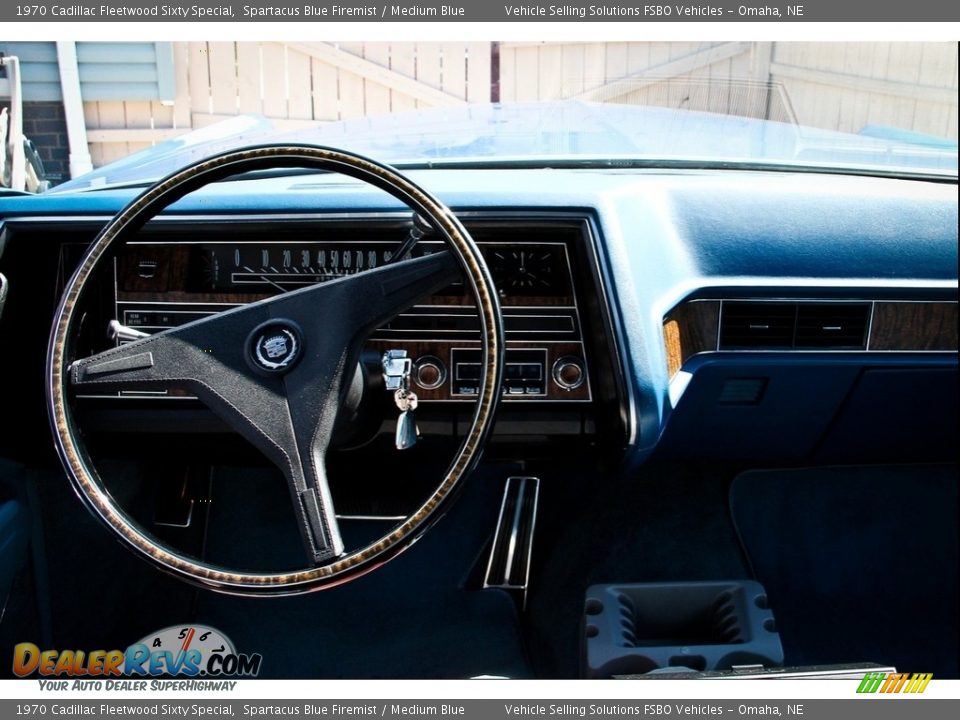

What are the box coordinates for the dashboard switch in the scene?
[414,356,446,390]
[552,356,585,391]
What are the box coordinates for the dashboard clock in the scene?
[487,246,567,295]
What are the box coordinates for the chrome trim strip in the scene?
[502,477,528,585]
[716,300,724,352]
[711,297,951,303]
[483,479,513,592]
[483,476,540,603]
[693,349,956,356]
[632,664,899,681]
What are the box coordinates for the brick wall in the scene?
[1,100,69,187]
[21,101,69,186]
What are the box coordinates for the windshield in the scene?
[43,46,958,193]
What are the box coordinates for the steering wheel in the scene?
[46,145,504,595]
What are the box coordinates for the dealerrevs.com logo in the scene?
[13,625,262,680]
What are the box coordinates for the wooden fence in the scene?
[82,41,958,168]
[768,42,958,139]
[499,41,958,138]
[84,41,492,166]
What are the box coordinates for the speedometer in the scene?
[196,242,423,292]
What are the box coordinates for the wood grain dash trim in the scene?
[870,301,958,351]
[663,300,721,377]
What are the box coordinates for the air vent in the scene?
[720,301,871,350]
[795,303,870,349]
[720,302,796,348]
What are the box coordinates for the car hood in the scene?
[50,102,958,193]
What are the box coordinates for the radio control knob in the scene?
[552,356,585,391]
[414,356,446,390]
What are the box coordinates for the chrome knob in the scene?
[552,356,584,391]
[107,320,150,343]
[414,356,446,390]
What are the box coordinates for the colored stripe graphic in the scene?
[882,673,910,693]
[856,671,932,694]
[856,672,887,693]
[904,673,934,693]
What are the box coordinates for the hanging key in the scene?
[382,349,419,450]
[394,385,420,450]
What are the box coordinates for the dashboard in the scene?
[0,166,956,464]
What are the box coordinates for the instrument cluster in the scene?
[107,219,593,404]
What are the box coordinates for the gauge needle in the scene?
[241,265,288,294]
[259,275,288,293]
[181,627,196,654]
[173,627,196,672]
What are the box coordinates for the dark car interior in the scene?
[0,146,956,679]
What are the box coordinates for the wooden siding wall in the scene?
[0,41,174,103]
[83,41,491,166]
[499,41,958,139]
[79,41,958,169]
[769,42,958,140]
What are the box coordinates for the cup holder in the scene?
[582,581,783,678]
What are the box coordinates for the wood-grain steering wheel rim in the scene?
[46,145,503,595]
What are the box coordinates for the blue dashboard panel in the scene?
[653,353,958,462]
[662,175,957,281]
[587,172,957,458]
[0,168,956,461]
